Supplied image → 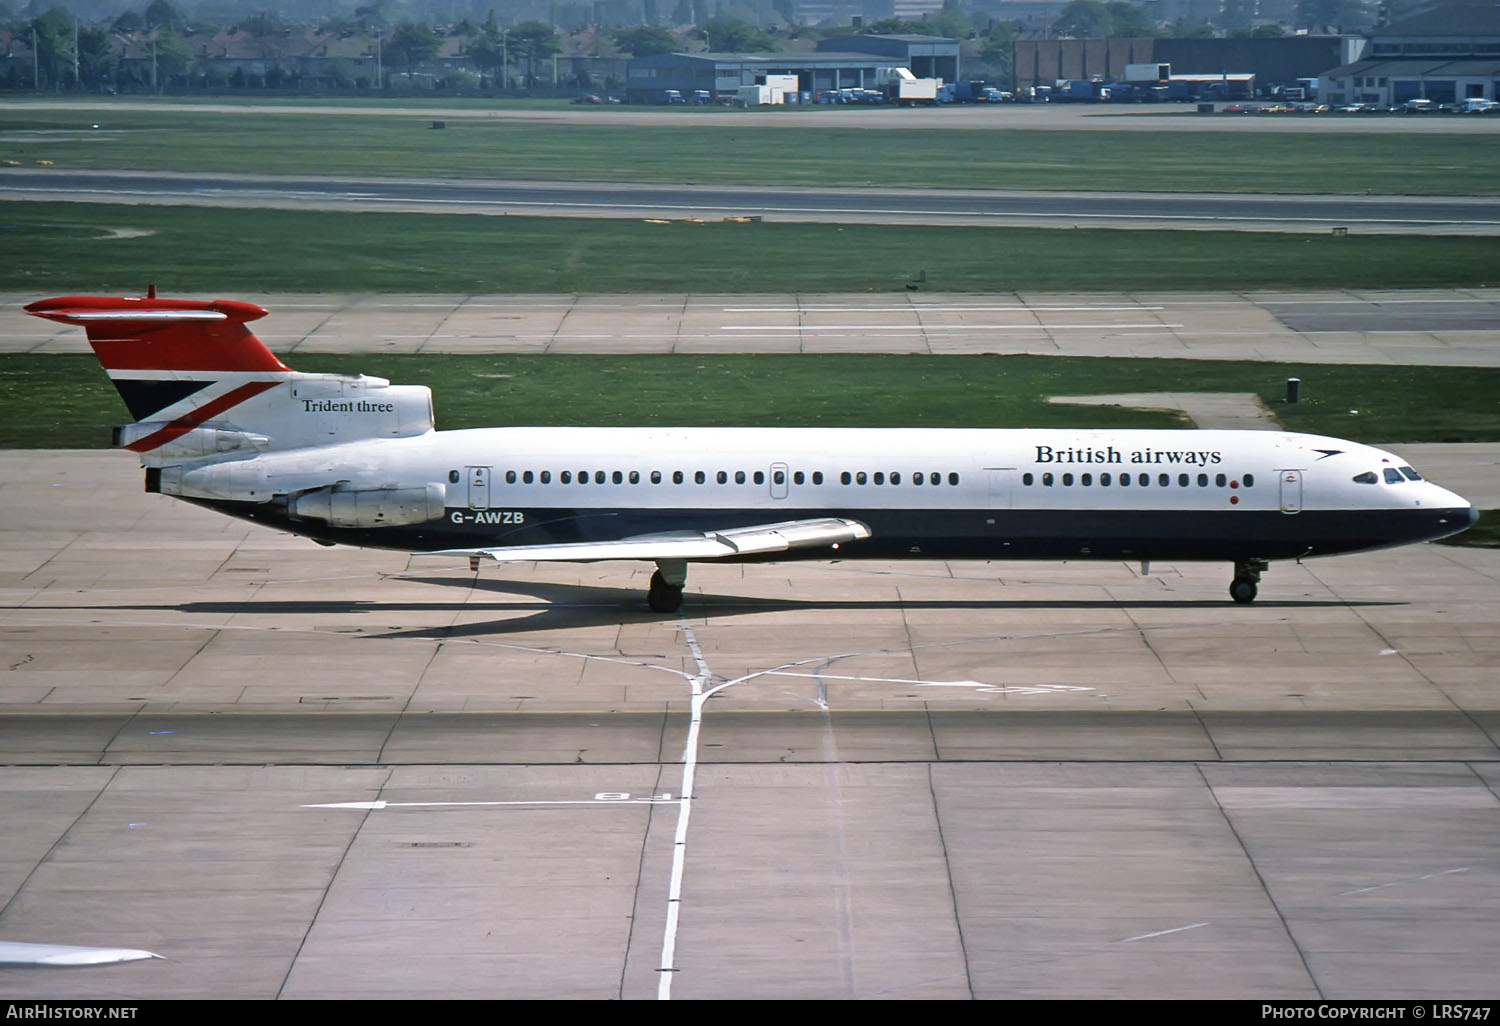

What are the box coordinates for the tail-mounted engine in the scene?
[292,484,447,529]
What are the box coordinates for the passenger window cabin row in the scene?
[448,469,963,487]
[1023,471,1254,489]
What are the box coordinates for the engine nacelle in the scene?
[293,484,446,528]
[114,423,268,459]
[289,376,435,441]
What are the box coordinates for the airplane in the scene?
[25,291,1477,611]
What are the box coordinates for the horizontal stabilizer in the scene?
[429,517,872,564]
[25,295,268,325]
[25,294,288,374]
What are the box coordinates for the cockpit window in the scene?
[1353,472,1378,484]
[1383,468,1404,484]
[1400,466,1423,481]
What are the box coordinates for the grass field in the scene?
[3,106,1497,194]
[7,351,1500,449]
[6,202,1499,294]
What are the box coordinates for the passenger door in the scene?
[769,462,789,500]
[1278,469,1302,514]
[467,466,492,510]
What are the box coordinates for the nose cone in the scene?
[1425,484,1478,541]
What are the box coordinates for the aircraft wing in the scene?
[429,517,871,564]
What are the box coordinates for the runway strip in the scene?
[4,170,1498,232]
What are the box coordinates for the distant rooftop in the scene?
[1374,1,1500,38]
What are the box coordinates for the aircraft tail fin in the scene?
[26,292,432,462]
[26,292,289,422]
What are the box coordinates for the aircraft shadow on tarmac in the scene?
[73,573,1399,638]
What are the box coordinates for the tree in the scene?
[979,21,1016,87]
[927,8,973,39]
[143,0,183,33]
[387,21,440,80]
[1052,0,1111,37]
[77,25,115,89]
[354,2,393,30]
[1170,18,1214,37]
[1295,0,1366,31]
[700,15,776,52]
[151,30,193,89]
[507,20,559,81]
[1219,0,1254,31]
[467,17,505,85]
[612,24,679,56]
[29,7,77,90]
[1106,2,1155,37]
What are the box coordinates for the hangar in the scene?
[1320,1,1500,107]
[626,34,960,103]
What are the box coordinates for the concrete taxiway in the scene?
[5,289,1500,366]
[1,444,1498,1000]
[3,290,1500,999]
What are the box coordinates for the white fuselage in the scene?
[160,425,1474,567]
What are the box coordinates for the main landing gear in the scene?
[1230,559,1268,604]
[648,559,687,613]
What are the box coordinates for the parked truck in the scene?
[877,66,940,104]
[1124,63,1170,84]
[1055,78,1109,101]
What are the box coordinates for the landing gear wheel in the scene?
[647,570,684,613]
[1229,576,1258,604]
[1229,559,1267,604]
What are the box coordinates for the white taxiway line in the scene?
[721,306,1167,313]
[302,798,673,810]
[657,619,714,1001]
[721,323,1184,331]
[762,671,1093,697]
[1336,866,1469,896]
[1118,922,1211,943]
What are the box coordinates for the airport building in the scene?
[625,34,960,102]
[1319,1,1500,107]
[1014,34,1356,93]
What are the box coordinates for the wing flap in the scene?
[428,517,871,564]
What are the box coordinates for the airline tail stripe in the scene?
[115,379,216,421]
[123,381,280,453]
[90,332,290,374]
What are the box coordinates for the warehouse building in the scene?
[626,34,959,102]
[1320,1,1500,106]
[1014,34,1354,93]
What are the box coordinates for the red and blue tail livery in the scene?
[27,293,292,454]
[29,290,1477,611]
